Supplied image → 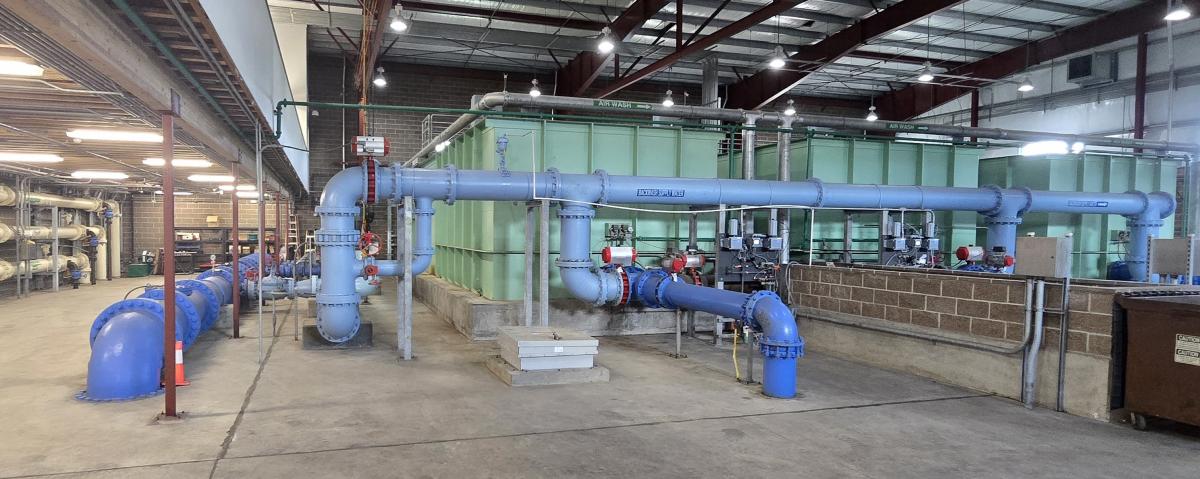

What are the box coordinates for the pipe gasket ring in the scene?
[444,165,458,205]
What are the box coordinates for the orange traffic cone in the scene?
[174,340,190,386]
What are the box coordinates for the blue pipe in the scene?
[81,254,254,401]
[314,165,1175,398]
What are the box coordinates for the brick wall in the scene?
[787,264,1163,358]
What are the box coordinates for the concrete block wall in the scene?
[789,265,1119,357]
[130,195,284,256]
[786,264,1194,419]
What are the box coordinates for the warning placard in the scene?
[1176,334,1200,366]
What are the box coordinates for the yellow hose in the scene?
[732,324,741,381]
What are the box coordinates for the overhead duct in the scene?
[311,163,1174,399]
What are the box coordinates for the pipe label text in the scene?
[636,189,685,198]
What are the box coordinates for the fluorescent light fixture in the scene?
[0,152,63,163]
[188,174,236,182]
[1017,77,1034,92]
[1019,140,1068,156]
[768,45,786,69]
[783,99,796,116]
[1165,3,1191,21]
[865,105,878,122]
[1070,142,1085,154]
[143,158,212,168]
[662,89,674,108]
[236,191,263,199]
[529,78,541,98]
[917,62,935,83]
[218,184,256,191]
[0,59,44,77]
[390,5,409,31]
[597,27,615,54]
[71,170,128,180]
[66,129,162,143]
[154,190,194,196]
[435,140,451,153]
[373,67,387,87]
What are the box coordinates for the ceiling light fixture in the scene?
[597,26,615,54]
[783,99,796,116]
[866,105,878,122]
[188,174,236,183]
[1017,77,1034,92]
[143,158,212,168]
[1166,1,1191,21]
[218,184,256,192]
[71,170,128,180]
[529,78,541,97]
[66,129,162,143]
[917,61,935,83]
[390,4,409,31]
[154,190,194,196]
[0,152,63,163]
[373,67,387,87]
[768,45,787,69]
[661,89,674,107]
[236,191,265,199]
[0,59,45,77]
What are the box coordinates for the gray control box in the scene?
[1014,236,1073,278]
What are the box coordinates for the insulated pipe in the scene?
[105,200,121,279]
[741,115,759,238]
[0,184,106,211]
[405,93,1199,164]
[0,223,100,242]
[82,254,252,400]
[778,119,793,265]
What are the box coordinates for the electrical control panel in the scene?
[604,223,633,246]
[1015,235,1074,278]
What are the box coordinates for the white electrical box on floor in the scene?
[498,326,599,370]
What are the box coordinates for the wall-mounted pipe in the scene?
[80,253,261,401]
[403,93,1199,164]
[0,253,90,282]
[314,164,1173,399]
[0,222,102,243]
[0,184,106,211]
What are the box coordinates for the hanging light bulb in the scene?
[373,67,387,87]
[1017,77,1034,92]
[390,4,409,32]
[529,78,541,97]
[783,99,796,116]
[917,61,934,83]
[1165,1,1191,21]
[661,89,674,107]
[597,26,615,54]
[768,45,787,69]
[865,105,878,122]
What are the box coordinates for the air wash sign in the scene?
[636,189,685,198]
[593,100,654,111]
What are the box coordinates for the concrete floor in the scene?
[1,277,1198,478]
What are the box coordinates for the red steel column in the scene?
[161,112,178,418]
[231,168,240,338]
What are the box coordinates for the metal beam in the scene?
[724,0,963,110]
[556,0,670,96]
[401,0,605,30]
[594,1,800,98]
[875,1,1187,120]
[983,0,1108,17]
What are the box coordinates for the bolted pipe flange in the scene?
[760,337,805,359]
[545,167,561,198]
[141,288,202,348]
[362,159,379,203]
[557,205,595,220]
[444,165,458,205]
[616,267,631,305]
[980,184,1005,217]
[1016,187,1034,216]
[315,293,361,343]
[636,270,672,308]
[653,272,679,309]
[89,298,172,347]
[177,279,221,331]
[806,178,825,207]
[314,205,360,217]
[555,258,593,269]
[315,229,360,247]
[740,290,777,323]
[593,169,611,204]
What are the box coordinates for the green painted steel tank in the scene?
[430,118,724,300]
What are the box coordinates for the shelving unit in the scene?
[173,226,277,272]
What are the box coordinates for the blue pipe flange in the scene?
[212,265,235,286]
[979,184,1005,216]
[761,336,805,360]
[557,204,595,219]
[545,167,561,198]
[740,290,776,324]
[315,228,360,247]
[140,288,202,348]
[806,178,825,207]
[414,199,436,217]
[631,268,655,303]
[88,298,173,346]
[593,169,610,204]
[444,164,458,205]
[653,272,679,309]
[637,269,673,308]
[1017,187,1034,216]
[178,279,221,330]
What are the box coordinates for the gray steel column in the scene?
[739,116,758,238]
[701,58,720,126]
[401,196,414,360]
[539,199,550,327]
[51,205,59,292]
[777,120,793,266]
[386,199,394,260]
[524,201,536,327]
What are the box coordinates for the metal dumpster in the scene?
[1115,294,1200,429]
